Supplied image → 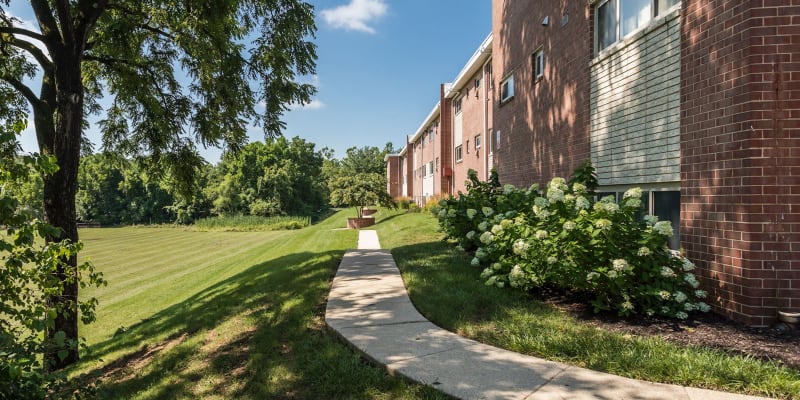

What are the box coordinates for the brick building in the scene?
[386,0,799,326]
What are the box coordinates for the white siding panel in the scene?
[590,11,681,187]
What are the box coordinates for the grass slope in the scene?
[72,210,447,399]
[374,210,800,400]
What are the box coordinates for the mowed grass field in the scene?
[71,210,447,399]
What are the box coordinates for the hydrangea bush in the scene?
[433,167,709,319]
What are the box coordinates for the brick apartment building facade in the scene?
[386,0,799,326]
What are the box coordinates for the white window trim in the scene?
[593,0,681,56]
[475,134,481,149]
[455,145,463,162]
[500,74,514,103]
[533,49,544,81]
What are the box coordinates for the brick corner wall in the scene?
[681,0,800,326]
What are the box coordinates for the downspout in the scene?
[482,58,491,181]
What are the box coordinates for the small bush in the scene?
[432,165,708,319]
[194,215,311,231]
[395,196,413,210]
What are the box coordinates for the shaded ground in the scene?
[546,295,800,371]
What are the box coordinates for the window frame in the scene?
[454,97,463,115]
[499,74,514,103]
[593,0,681,54]
[455,145,463,162]
[474,134,481,149]
[533,49,544,81]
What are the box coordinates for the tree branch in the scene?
[6,37,53,71]
[29,0,62,56]
[0,74,42,110]
[0,26,45,42]
[54,0,76,46]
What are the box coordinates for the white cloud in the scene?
[320,0,387,34]
[289,99,325,111]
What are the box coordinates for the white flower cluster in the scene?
[481,267,494,278]
[479,231,494,244]
[547,188,566,203]
[572,182,587,194]
[534,230,549,240]
[612,259,629,272]
[549,177,568,192]
[491,224,504,235]
[681,258,696,272]
[482,206,494,217]
[478,221,489,231]
[504,184,516,194]
[466,208,478,220]
[533,205,551,219]
[623,197,642,209]
[509,264,526,287]
[644,214,659,226]
[660,266,676,278]
[575,197,591,210]
[658,290,671,300]
[475,248,487,259]
[653,221,673,237]
[673,291,688,303]
[512,240,530,256]
[623,187,642,199]
[621,300,634,312]
[547,256,558,265]
[587,272,600,281]
[466,230,476,240]
[695,289,707,299]
[595,219,612,230]
[534,197,549,208]
[471,257,481,266]
[684,273,700,288]
[637,247,651,257]
[594,201,619,214]
[563,221,577,231]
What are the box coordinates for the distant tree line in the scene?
[11,140,396,226]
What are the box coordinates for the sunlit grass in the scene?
[192,215,311,231]
[374,210,800,400]
[69,210,448,399]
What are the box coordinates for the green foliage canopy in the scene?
[329,172,394,218]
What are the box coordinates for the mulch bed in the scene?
[544,294,800,371]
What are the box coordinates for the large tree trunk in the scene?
[40,63,84,371]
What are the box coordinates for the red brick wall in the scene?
[453,68,490,194]
[386,155,401,198]
[491,0,591,187]
[681,0,800,325]
[439,85,453,196]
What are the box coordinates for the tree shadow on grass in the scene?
[75,249,447,399]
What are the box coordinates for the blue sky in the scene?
[11,0,491,162]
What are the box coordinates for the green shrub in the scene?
[433,165,708,319]
[194,215,311,231]
[395,196,413,210]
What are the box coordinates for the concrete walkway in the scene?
[325,230,772,400]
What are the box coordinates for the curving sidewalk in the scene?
[325,230,772,400]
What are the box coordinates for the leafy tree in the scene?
[329,173,394,218]
[339,143,395,176]
[0,0,316,369]
[0,116,105,397]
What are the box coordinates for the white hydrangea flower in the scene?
[637,247,651,257]
[493,215,504,223]
[681,258,696,272]
[607,270,618,278]
[653,221,673,237]
[660,266,676,278]
[504,184,516,194]
[438,210,447,218]
[674,291,688,303]
[535,230,549,240]
[466,230,476,240]
[563,221,577,231]
[595,219,612,230]
[612,259,628,271]
[480,268,494,278]
[547,188,566,203]
[547,256,558,265]
[575,197,591,210]
[572,182,587,194]
[479,231,494,244]
[466,208,478,220]
[624,198,642,209]
[659,290,671,300]
[565,194,576,202]
[491,224,503,235]
[534,197,549,208]
[684,273,700,288]
[549,177,568,191]
[621,301,634,311]
[623,187,642,199]
[697,302,711,312]
[475,248,487,259]
[492,262,503,271]
[501,219,512,229]
[644,214,659,226]
[485,276,497,286]
[676,311,688,319]
[587,272,600,281]
[512,240,530,256]
[471,257,481,267]
[482,206,494,217]
[684,302,696,312]
[509,264,525,287]
[447,209,457,217]
[478,221,489,231]
[496,281,505,288]
[455,245,464,252]
[661,306,671,315]
[695,290,707,299]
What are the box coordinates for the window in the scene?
[455,145,463,162]
[653,191,681,250]
[474,134,481,149]
[427,161,434,176]
[594,0,680,53]
[466,140,470,154]
[500,74,514,103]
[454,97,463,114]
[428,129,434,143]
[533,50,544,80]
[474,78,481,89]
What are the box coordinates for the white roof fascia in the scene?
[445,32,493,99]
[409,101,441,144]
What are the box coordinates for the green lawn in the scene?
[374,210,800,400]
[71,209,447,399]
